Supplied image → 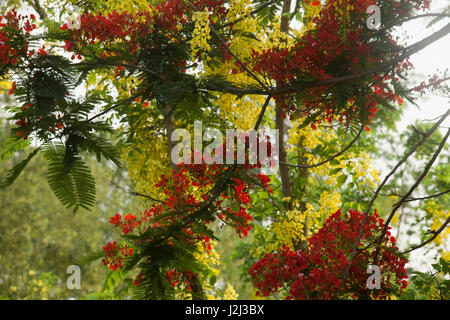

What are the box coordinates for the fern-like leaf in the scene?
[0,136,31,161]
[43,142,96,213]
[0,148,40,189]
[78,134,122,167]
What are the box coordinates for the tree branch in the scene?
[401,217,450,254]
[216,0,279,29]
[393,189,450,204]
[374,126,450,262]
[86,93,143,123]
[278,123,364,169]
[273,22,450,95]
[187,1,271,92]
[274,0,293,200]
[26,0,48,20]
[253,95,272,130]
[111,182,163,203]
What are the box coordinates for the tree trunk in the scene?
[164,103,205,300]
[278,1,310,251]
[276,0,293,203]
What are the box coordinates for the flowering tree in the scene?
[0,0,449,300]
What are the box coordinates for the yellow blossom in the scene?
[223,283,239,300]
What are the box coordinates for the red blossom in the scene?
[250,209,408,300]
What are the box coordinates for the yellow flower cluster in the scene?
[303,0,323,31]
[425,201,450,246]
[95,0,152,15]
[289,121,380,191]
[215,93,266,130]
[223,283,239,300]
[226,0,252,22]
[68,0,154,23]
[268,201,318,251]
[318,190,342,213]
[331,0,355,22]
[121,113,171,200]
[194,240,239,300]
[288,121,335,151]
[0,79,12,95]
[349,151,380,190]
[289,122,339,184]
[195,240,221,276]
[205,283,239,300]
[191,9,211,60]
[259,20,294,50]
[199,0,270,130]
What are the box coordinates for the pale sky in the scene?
[395,0,450,132]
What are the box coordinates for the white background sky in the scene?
[395,0,450,132]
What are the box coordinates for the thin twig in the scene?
[393,189,450,204]
[216,0,278,29]
[187,1,271,92]
[253,95,272,131]
[401,217,450,254]
[26,0,47,20]
[278,123,364,169]
[86,93,143,123]
[407,76,450,93]
[111,182,164,203]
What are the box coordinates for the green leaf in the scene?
[329,159,340,166]
[102,270,122,293]
[87,71,97,86]
[329,167,342,175]
[78,134,121,166]
[0,137,31,161]
[440,257,449,274]
[297,176,307,189]
[209,274,217,286]
[43,142,96,213]
[78,249,105,265]
[0,148,40,189]
[432,263,441,272]
[337,175,348,187]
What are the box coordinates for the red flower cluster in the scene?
[108,206,163,237]
[250,244,306,297]
[250,0,431,128]
[60,0,227,64]
[166,268,196,291]
[133,271,144,287]
[101,239,136,271]
[101,241,123,271]
[15,117,28,139]
[413,73,448,95]
[0,10,36,70]
[249,209,408,300]
[102,157,272,273]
